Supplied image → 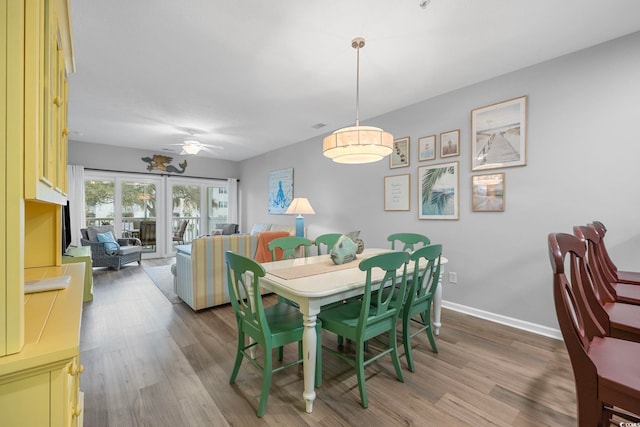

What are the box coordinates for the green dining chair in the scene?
[225,251,322,418]
[318,251,410,408]
[402,244,442,371]
[314,233,342,255]
[267,236,312,261]
[387,232,430,252]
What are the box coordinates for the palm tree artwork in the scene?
[420,162,458,218]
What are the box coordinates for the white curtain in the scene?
[67,165,86,246]
[227,178,238,224]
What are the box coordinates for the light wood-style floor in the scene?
[80,258,577,426]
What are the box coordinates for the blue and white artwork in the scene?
[268,168,293,214]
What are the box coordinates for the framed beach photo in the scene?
[390,137,410,168]
[418,161,459,220]
[471,95,527,171]
[472,173,505,212]
[384,174,410,211]
[440,130,460,158]
[418,135,436,161]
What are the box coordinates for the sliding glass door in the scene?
[84,171,229,258]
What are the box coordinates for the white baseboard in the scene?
[441,300,563,341]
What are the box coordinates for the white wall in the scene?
[68,141,240,179]
[240,31,640,332]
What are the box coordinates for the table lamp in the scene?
[285,197,315,237]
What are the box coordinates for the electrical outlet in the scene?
[449,272,457,284]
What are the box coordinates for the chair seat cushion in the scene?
[589,337,640,408]
[117,245,142,256]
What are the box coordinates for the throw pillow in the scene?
[96,231,120,255]
[250,223,271,235]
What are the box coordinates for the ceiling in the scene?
[67,0,640,161]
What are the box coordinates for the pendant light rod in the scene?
[352,37,365,127]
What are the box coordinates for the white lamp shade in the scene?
[323,125,393,164]
[285,198,315,215]
[183,141,202,155]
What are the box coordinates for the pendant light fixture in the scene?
[323,37,393,164]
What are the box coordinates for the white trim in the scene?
[442,300,563,340]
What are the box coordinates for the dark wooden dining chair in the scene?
[579,224,640,305]
[387,233,430,252]
[591,221,640,285]
[573,226,640,343]
[548,232,640,425]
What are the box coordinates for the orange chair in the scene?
[548,232,640,425]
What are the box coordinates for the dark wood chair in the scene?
[548,232,640,425]
[573,225,640,343]
[591,221,640,285]
[581,224,640,305]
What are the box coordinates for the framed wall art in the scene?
[440,129,460,158]
[390,137,410,168]
[418,161,459,220]
[418,135,436,161]
[384,174,410,211]
[471,95,527,171]
[472,173,505,212]
[268,168,293,214]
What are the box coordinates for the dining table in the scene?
[258,247,448,413]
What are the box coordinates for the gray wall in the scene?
[68,141,240,179]
[240,31,640,333]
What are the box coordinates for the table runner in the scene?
[268,258,362,280]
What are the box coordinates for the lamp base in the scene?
[295,215,305,237]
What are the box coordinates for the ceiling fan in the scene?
[177,139,224,156]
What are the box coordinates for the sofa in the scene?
[175,225,293,311]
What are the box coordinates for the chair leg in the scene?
[355,340,368,408]
[230,332,245,384]
[420,310,438,354]
[257,348,273,417]
[278,346,284,361]
[389,327,404,383]
[402,313,415,372]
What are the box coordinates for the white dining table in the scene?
[258,247,448,413]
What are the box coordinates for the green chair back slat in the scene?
[387,232,430,252]
[318,251,410,408]
[268,236,313,261]
[314,233,342,255]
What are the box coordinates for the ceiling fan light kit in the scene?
[323,37,393,164]
[182,140,203,155]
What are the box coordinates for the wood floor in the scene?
[80,258,577,426]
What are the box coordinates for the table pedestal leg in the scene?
[301,311,318,413]
[433,272,443,335]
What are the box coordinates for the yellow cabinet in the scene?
[24,0,74,204]
[0,264,85,427]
